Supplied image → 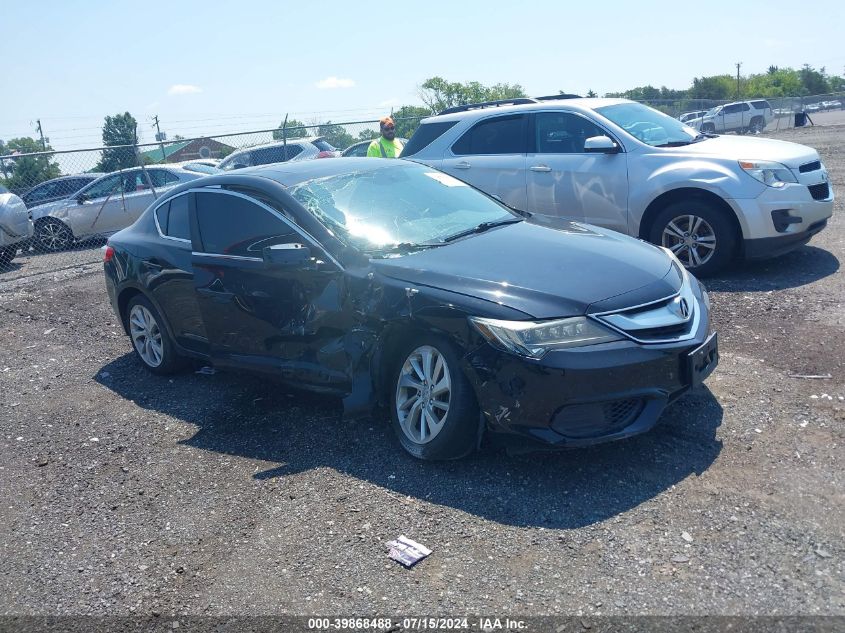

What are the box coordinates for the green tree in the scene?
[317,121,355,150]
[799,64,828,95]
[2,137,61,193]
[689,75,735,100]
[357,129,377,141]
[272,118,308,140]
[419,77,526,113]
[98,112,138,172]
[586,89,597,98]
[391,105,432,139]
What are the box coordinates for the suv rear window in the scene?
[402,121,458,156]
[451,115,527,155]
[750,100,771,110]
[313,139,337,152]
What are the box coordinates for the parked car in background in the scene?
[688,100,773,134]
[21,173,103,209]
[678,110,707,124]
[341,138,409,157]
[175,159,222,175]
[218,137,339,171]
[103,158,717,459]
[0,189,34,265]
[405,97,833,275]
[30,166,203,251]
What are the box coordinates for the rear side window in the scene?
[312,139,336,152]
[195,192,299,257]
[452,115,527,155]
[402,121,458,156]
[751,100,771,110]
[155,194,191,241]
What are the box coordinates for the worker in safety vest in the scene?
[367,116,403,158]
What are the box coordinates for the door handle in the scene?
[453,161,471,169]
[530,165,552,172]
[197,288,235,303]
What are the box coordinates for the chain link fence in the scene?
[0,117,423,282]
[2,92,844,282]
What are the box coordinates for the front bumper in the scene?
[728,170,833,258]
[463,309,717,447]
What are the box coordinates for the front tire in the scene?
[390,335,480,460]
[34,218,74,252]
[648,199,737,276]
[701,123,716,134]
[750,117,764,134]
[126,294,185,375]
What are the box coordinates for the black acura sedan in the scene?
[103,158,718,460]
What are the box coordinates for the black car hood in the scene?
[371,220,679,319]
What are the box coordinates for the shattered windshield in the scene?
[287,163,515,251]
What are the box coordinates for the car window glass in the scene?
[83,174,123,199]
[155,201,170,235]
[402,121,458,156]
[26,182,55,203]
[167,194,190,240]
[220,151,253,170]
[145,169,179,188]
[535,112,607,154]
[741,103,751,111]
[195,192,299,257]
[452,115,526,155]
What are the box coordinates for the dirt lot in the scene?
[1,125,843,620]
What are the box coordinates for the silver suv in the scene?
[688,100,773,135]
[404,97,833,275]
[218,137,338,170]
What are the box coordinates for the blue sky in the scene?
[1,0,843,150]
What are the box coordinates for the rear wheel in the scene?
[34,218,74,252]
[390,335,480,460]
[126,294,185,375]
[750,117,765,134]
[648,199,737,276]
[701,123,716,134]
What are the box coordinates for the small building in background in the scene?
[141,138,235,164]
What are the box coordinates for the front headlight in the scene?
[739,159,798,188]
[469,316,623,358]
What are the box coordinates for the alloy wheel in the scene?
[661,214,717,268]
[37,221,72,251]
[129,304,164,368]
[395,345,452,445]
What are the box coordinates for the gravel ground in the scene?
[0,125,843,619]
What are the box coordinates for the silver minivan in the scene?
[405,98,833,275]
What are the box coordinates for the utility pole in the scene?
[735,62,742,99]
[35,119,47,151]
[151,115,166,163]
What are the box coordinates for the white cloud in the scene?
[316,76,355,89]
[168,84,203,95]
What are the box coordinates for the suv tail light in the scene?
[316,151,337,159]
[103,244,115,263]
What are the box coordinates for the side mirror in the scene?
[263,243,311,268]
[232,163,247,170]
[584,136,620,154]
[76,193,89,204]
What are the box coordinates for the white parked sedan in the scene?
[0,187,34,265]
[30,166,203,251]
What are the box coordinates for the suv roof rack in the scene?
[437,94,583,115]
[438,98,538,115]
[534,93,582,101]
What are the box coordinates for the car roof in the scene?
[226,137,325,155]
[424,97,633,122]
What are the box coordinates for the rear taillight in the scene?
[103,245,115,263]
[316,151,336,159]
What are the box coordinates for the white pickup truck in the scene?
[689,100,773,134]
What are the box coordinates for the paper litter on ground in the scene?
[386,535,432,567]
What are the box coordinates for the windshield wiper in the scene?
[441,217,522,243]
[364,242,442,256]
[656,134,714,148]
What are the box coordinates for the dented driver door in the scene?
[190,189,350,391]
